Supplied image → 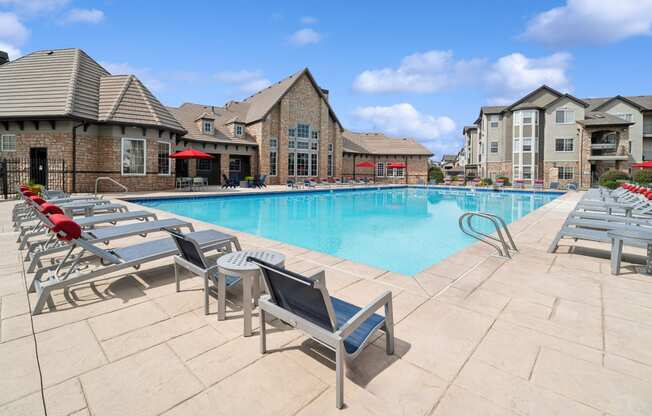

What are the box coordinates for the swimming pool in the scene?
[132,187,561,275]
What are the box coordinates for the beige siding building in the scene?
[464,85,652,189]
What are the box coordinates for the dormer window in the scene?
[203,120,213,134]
[234,124,244,137]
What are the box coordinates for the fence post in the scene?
[1,159,7,200]
[62,160,67,193]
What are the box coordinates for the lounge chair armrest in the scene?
[336,290,392,339]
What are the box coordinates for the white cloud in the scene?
[353,50,485,93]
[215,69,271,93]
[0,12,30,45]
[0,0,69,14]
[354,103,456,140]
[288,28,321,46]
[485,52,572,103]
[100,61,164,91]
[64,8,104,24]
[0,41,21,60]
[523,0,652,46]
[300,16,318,24]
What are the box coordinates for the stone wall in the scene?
[0,120,178,193]
[542,161,580,189]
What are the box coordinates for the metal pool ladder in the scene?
[458,212,518,258]
[95,177,128,197]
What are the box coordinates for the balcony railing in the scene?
[590,143,617,150]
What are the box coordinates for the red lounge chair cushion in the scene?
[30,195,46,205]
[22,191,35,197]
[19,185,29,191]
[39,203,64,216]
[48,214,81,241]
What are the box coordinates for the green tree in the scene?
[429,165,444,182]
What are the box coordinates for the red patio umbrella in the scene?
[386,162,406,169]
[169,149,214,159]
[631,161,652,168]
[355,161,374,168]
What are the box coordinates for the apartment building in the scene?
[463,85,652,189]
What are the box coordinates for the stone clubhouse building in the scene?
[0,48,432,192]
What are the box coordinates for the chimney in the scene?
[0,51,8,66]
[320,88,329,102]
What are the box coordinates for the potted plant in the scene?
[242,176,254,188]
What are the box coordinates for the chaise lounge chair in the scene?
[28,214,240,315]
[248,257,394,409]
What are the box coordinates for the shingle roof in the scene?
[342,131,432,156]
[167,103,258,146]
[441,154,457,162]
[480,106,506,114]
[0,48,184,132]
[583,95,652,112]
[577,111,635,127]
[241,68,342,127]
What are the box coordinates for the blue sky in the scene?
[1,0,651,158]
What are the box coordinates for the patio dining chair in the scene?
[248,257,394,409]
[168,229,241,317]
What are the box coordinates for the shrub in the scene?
[480,177,493,186]
[450,175,459,182]
[496,176,511,186]
[428,166,444,182]
[598,169,629,189]
[632,169,652,185]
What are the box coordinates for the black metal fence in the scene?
[0,158,67,199]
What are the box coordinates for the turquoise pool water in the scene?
[132,187,560,275]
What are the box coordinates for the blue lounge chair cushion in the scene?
[331,296,385,354]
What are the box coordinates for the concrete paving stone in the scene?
[605,315,652,365]
[474,320,603,380]
[43,378,87,416]
[0,274,25,297]
[603,296,652,324]
[437,286,511,318]
[166,324,230,361]
[347,344,446,416]
[35,320,107,386]
[87,301,169,340]
[188,353,326,416]
[432,385,514,416]
[295,250,345,267]
[101,311,206,361]
[1,312,32,343]
[532,348,652,416]
[603,284,652,311]
[1,292,29,319]
[332,260,386,280]
[500,298,603,349]
[307,265,361,293]
[375,271,428,296]
[481,279,557,308]
[187,321,300,386]
[603,354,652,382]
[413,271,454,297]
[0,393,44,416]
[0,336,41,405]
[285,257,325,274]
[422,257,478,280]
[152,287,206,317]
[449,257,506,293]
[294,385,388,416]
[31,276,149,333]
[456,357,602,416]
[388,299,494,381]
[81,344,203,416]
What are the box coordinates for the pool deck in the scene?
[1,189,652,415]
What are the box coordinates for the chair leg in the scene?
[203,271,210,315]
[547,232,562,253]
[260,309,267,353]
[335,341,345,409]
[217,272,226,320]
[384,299,395,355]
[174,262,180,292]
[610,238,624,275]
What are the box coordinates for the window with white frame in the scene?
[121,138,146,175]
[203,120,213,133]
[614,113,633,122]
[394,167,405,177]
[490,142,498,153]
[489,115,499,128]
[522,137,533,152]
[269,138,277,176]
[376,162,385,177]
[522,166,532,179]
[555,138,574,152]
[234,124,244,136]
[558,166,574,179]
[512,109,538,181]
[555,108,575,124]
[287,124,319,176]
[386,167,394,177]
[327,144,334,176]
[0,134,16,152]
[157,141,171,175]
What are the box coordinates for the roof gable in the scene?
[593,95,646,112]
[242,68,342,128]
[544,93,589,109]
[504,85,564,111]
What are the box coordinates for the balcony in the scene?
[590,143,617,150]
